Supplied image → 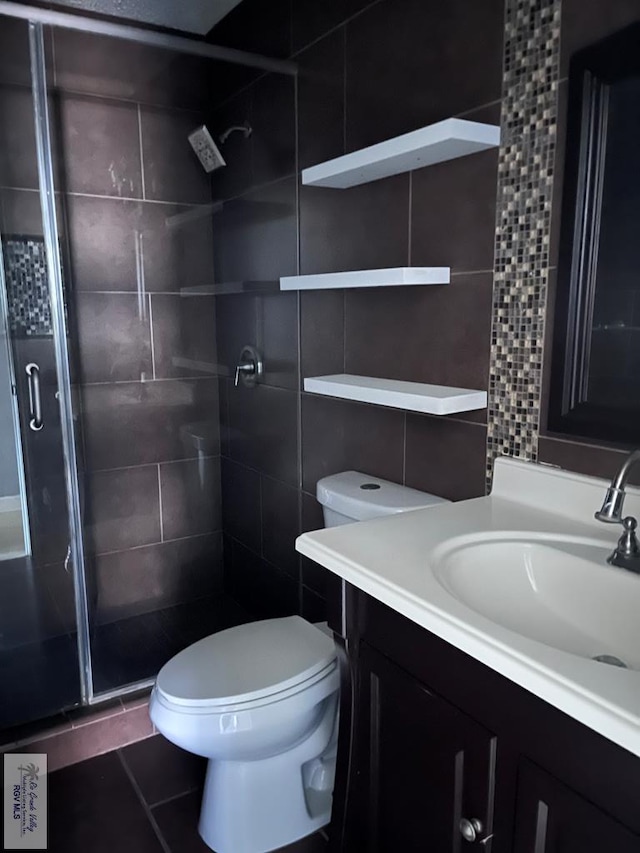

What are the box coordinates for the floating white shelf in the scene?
[302,118,501,189]
[280,267,450,291]
[304,374,487,415]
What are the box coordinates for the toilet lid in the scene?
[156,616,336,708]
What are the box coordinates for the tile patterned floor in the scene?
[47,734,328,853]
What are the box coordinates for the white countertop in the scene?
[296,458,640,758]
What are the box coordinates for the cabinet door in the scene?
[513,760,640,853]
[351,643,497,852]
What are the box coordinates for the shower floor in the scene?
[0,595,250,730]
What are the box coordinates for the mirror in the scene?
[549,22,640,445]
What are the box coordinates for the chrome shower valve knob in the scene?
[233,345,263,388]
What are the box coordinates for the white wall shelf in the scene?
[302,118,500,189]
[280,267,450,291]
[304,374,487,415]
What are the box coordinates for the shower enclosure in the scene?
[0,3,295,730]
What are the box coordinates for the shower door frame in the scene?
[0,3,297,711]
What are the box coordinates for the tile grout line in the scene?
[147,786,202,811]
[450,268,495,277]
[116,749,173,853]
[54,289,209,294]
[0,171,295,207]
[342,25,348,154]
[137,103,146,201]
[79,376,219,387]
[402,412,407,485]
[157,464,165,543]
[407,171,413,265]
[148,293,157,380]
[259,475,264,558]
[92,529,219,559]
[290,0,385,60]
[0,186,211,208]
[225,533,297,579]
[342,290,347,373]
[43,78,209,114]
[455,96,503,119]
[87,454,220,476]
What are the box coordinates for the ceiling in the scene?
[50,0,244,35]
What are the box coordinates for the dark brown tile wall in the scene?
[343,0,504,151]
[539,0,640,477]
[48,33,223,628]
[94,535,223,624]
[51,29,221,110]
[208,0,504,620]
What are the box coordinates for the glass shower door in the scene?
[0,16,84,729]
[40,21,250,698]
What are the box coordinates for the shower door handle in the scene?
[26,363,44,431]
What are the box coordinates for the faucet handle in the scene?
[607,516,640,573]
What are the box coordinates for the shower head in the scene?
[219,122,253,145]
[188,125,226,173]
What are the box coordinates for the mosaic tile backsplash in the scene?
[3,237,52,337]
[486,0,562,487]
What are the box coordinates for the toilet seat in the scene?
[155,616,337,711]
[155,659,338,716]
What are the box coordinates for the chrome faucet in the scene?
[595,449,640,573]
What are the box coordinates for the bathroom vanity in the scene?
[296,459,640,852]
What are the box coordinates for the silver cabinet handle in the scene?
[26,362,43,431]
[459,817,493,846]
[460,818,484,843]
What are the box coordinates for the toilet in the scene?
[149,471,447,853]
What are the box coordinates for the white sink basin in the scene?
[432,534,640,671]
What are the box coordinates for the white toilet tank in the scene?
[316,470,449,528]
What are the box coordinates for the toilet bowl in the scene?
[150,616,339,853]
[150,471,446,853]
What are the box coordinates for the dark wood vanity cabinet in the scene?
[513,761,640,853]
[351,643,496,852]
[328,584,640,853]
